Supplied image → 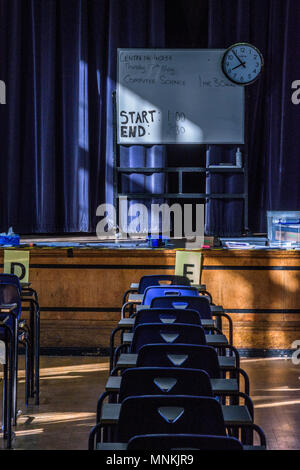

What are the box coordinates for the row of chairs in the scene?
[89,274,267,451]
[0,274,40,448]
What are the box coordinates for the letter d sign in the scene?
[3,250,30,282]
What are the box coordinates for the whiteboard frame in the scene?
[116,48,245,145]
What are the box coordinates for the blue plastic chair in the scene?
[143,286,198,306]
[110,310,208,375]
[0,275,21,328]
[0,275,31,425]
[134,308,202,327]
[137,344,220,376]
[0,307,14,448]
[90,391,266,449]
[118,367,213,400]
[135,343,248,395]
[122,275,191,305]
[139,275,191,294]
[130,324,207,353]
[120,395,226,443]
[97,367,213,423]
[150,295,212,319]
[127,433,244,450]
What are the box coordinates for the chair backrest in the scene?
[0,274,22,324]
[137,344,221,378]
[134,308,202,328]
[127,434,244,450]
[0,273,22,294]
[131,323,206,353]
[138,275,191,294]
[117,395,226,442]
[143,286,198,306]
[119,367,213,401]
[150,295,212,319]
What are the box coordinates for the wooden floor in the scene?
[1,356,300,450]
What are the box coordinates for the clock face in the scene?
[222,43,264,85]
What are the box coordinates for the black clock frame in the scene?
[222,42,264,86]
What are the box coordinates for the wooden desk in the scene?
[0,247,298,353]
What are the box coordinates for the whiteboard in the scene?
[117,49,244,145]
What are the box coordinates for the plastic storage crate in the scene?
[267,211,300,247]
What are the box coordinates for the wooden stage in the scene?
[1,243,300,355]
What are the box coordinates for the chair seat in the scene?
[105,376,238,394]
[100,403,253,426]
[130,283,139,289]
[101,403,121,424]
[221,405,252,425]
[106,376,122,392]
[118,318,135,328]
[210,306,223,313]
[115,354,236,370]
[128,294,143,303]
[211,378,238,393]
[116,353,138,368]
[218,356,236,370]
[205,335,228,346]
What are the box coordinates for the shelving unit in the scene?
[113,164,249,232]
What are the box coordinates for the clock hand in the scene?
[232,62,246,70]
[232,50,246,68]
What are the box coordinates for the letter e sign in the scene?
[175,251,202,285]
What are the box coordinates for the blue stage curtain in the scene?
[0,0,165,233]
[1,0,300,236]
[206,0,300,235]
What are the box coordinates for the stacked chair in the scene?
[0,274,40,449]
[89,274,267,451]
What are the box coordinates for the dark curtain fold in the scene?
[206,0,300,235]
[0,0,299,235]
[0,0,165,233]
[120,145,167,233]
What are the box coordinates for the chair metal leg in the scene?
[34,303,40,405]
[21,325,33,401]
[20,339,30,407]
[7,333,13,448]
[22,297,40,404]
[29,302,35,398]
[12,317,18,426]
[2,344,8,438]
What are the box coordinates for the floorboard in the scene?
[0,356,299,450]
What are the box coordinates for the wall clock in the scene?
[222,43,264,85]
